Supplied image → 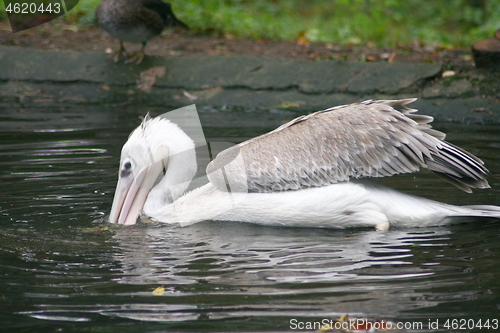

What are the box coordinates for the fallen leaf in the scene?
[61,24,78,32]
[308,53,318,61]
[168,50,182,56]
[191,86,223,100]
[297,37,310,45]
[152,286,165,295]
[297,30,310,45]
[270,101,305,108]
[462,54,473,62]
[323,314,398,332]
[136,66,166,92]
[442,70,455,78]
[388,52,397,63]
[470,107,490,113]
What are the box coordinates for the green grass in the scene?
[2,0,500,48]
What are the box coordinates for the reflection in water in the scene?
[0,106,499,330]
[109,223,453,321]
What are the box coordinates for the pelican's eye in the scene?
[120,160,133,178]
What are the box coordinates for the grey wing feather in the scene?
[207,99,489,193]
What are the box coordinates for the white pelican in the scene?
[109,99,500,230]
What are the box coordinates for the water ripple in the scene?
[1,111,500,330]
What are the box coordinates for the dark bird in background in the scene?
[96,0,189,64]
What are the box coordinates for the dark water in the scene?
[1,105,500,332]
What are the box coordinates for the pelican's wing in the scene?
[207,99,489,193]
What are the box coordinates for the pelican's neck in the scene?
[141,122,198,216]
[143,148,197,215]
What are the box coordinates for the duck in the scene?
[109,99,500,230]
[96,0,188,64]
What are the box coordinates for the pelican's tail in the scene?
[359,180,500,228]
[460,205,500,218]
[382,195,500,228]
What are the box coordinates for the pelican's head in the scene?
[109,115,197,225]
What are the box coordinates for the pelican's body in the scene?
[109,99,500,230]
[149,180,500,230]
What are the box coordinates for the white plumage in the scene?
[109,99,500,230]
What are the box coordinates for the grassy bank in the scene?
[4,0,500,48]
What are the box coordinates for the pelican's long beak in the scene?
[109,159,164,225]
